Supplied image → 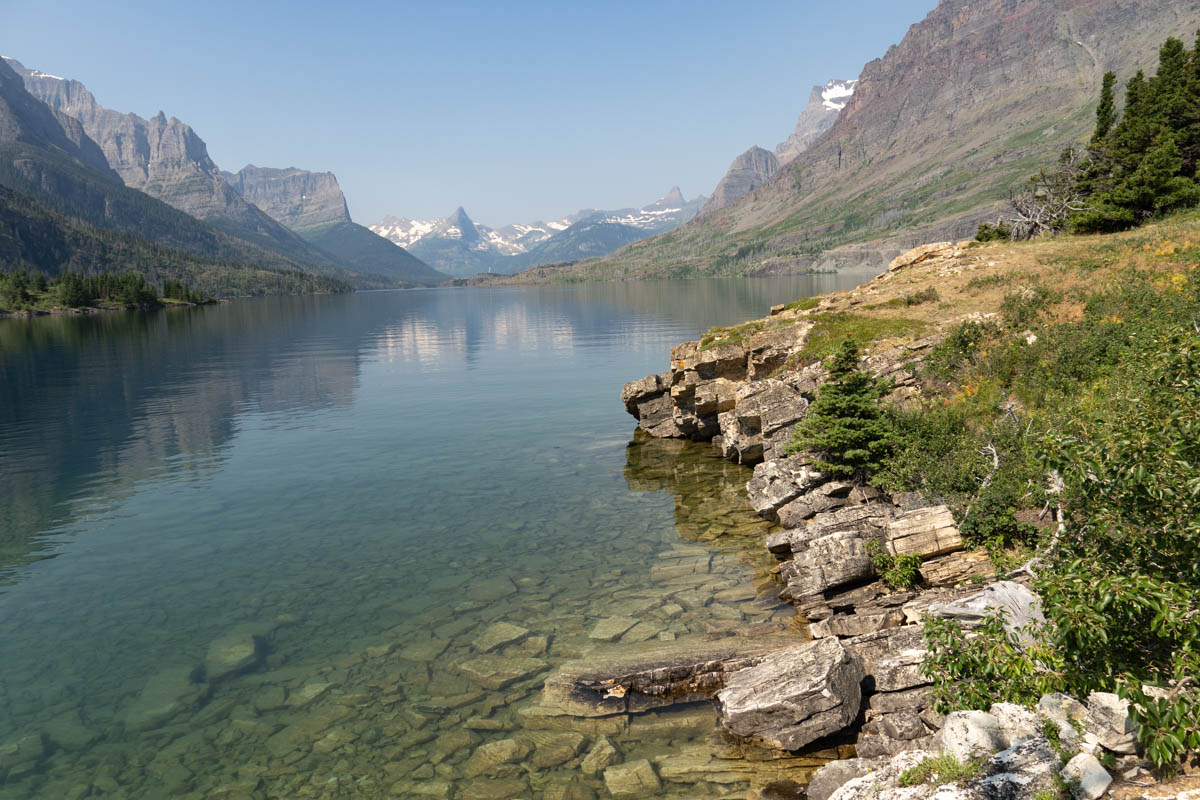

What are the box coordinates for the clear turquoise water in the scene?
[0,275,876,799]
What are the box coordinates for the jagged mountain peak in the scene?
[643,186,687,211]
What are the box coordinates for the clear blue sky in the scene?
[6,0,937,227]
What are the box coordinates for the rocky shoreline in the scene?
[609,244,1177,800]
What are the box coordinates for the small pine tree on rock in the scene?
[788,338,894,484]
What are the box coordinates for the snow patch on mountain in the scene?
[369,187,705,259]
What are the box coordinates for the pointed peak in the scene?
[644,186,687,211]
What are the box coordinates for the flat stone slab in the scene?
[604,759,661,798]
[457,655,548,690]
[473,622,529,653]
[588,616,638,642]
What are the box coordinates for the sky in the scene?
[6,0,937,227]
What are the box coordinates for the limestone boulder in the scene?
[887,242,954,272]
[1062,752,1112,800]
[747,322,813,379]
[807,758,874,800]
[1085,691,1137,754]
[778,529,876,604]
[580,735,618,775]
[621,373,684,438]
[123,666,210,732]
[535,634,797,718]
[932,710,1006,762]
[885,505,962,558]
[473,622,529,653]
[717,379,808,465]
[464,738,532,778]
[748,456,825,522]
[717,637,864,750]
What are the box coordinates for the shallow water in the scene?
[0,275,876,799]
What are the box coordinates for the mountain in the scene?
[225,165,445,285]
[371,188,706,277]
[701,147,780,215]
[0,57,374,292]
[0,184,348,297]
[775,79,858,163]
[541,0,1197,281]
[3,58,341,271]
[0,58,116,178]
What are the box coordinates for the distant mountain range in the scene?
[1,56,443,292]
[370,187,706,277]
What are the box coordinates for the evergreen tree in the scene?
[1092,71,1117,144]
[788,338,894,484]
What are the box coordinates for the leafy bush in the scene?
[1037,325,1200,771]
[922,610,1066,714]
[922,319,1001,380]
[866,539,921,589]
[999,286,1058,329]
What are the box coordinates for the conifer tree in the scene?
[1092,71,1117,144]
[789,338,893,484]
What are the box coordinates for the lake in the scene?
[0,274,877,800]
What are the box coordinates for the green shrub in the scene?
[976,222,1012,242]
[904,286,941,306]
[922,319,1001,380]
[922,611,1066,714]
[866,539,921,589]
[999,286,1058,329]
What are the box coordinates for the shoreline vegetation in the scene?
[613,35,1200,798]
[0,268,218,316]
[619,208,1200,797]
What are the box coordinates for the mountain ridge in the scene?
[371,188,706,277]
[525,0,1198,282]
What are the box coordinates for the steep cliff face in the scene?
[702,147,780,215]
[0,58,115,178]
[225,164,445,285]
[569,0,1200,279]
[226,165,351,234]
[4,57,330,266]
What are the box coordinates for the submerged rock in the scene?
[204,631,263,682]
[580,735,619,775]
[717,637,864,750]
[123,666,209,732]
[457,655,548,690]
[603,759,662,798]
[473,622,529,653]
